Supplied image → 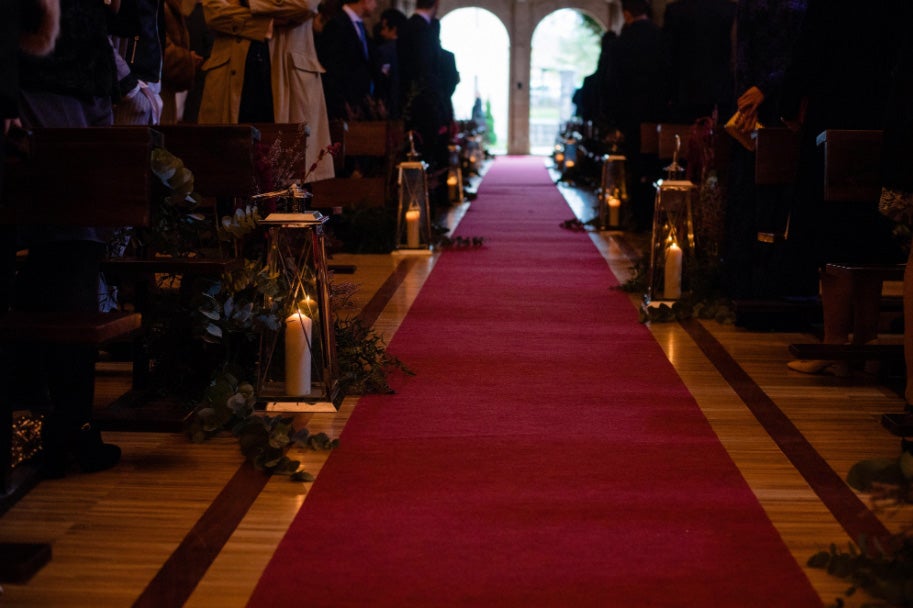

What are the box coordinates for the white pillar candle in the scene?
[405,208,421,248]
[664,242,683,299]
[608,196,621,227]
[285,311,312,396]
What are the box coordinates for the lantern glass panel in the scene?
[396,160,432,250]
[256,211,340,411]
[647,181,695,303]
[598,154,628,230]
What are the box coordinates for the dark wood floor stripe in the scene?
[610,233,889,543]
[678,318,891,542]
[132,463,269,607]
[132,258,417,606]
[356,257,421,327]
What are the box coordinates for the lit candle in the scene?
[285,311,312,396]
[664,242,683,299]
[405,207,421,248]
[608,196,621,227]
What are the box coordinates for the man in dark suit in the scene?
[398,0,446,169]
[607,0,667,230]
[662,0,736,123]
[316,0,378,121]
[372,8,405,119]
[398,0,452,207]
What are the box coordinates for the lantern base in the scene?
[261,400,339,413]
[392,247,434,256]
[256,378,342,412]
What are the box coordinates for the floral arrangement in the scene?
[807,452,913,607]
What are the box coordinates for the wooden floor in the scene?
[1,161,911,607]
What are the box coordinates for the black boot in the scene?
[40,418,120,478]
[71,422,121,473]
[39,415,69,479]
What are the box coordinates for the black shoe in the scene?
[72,422,121,473]
[40,420,121,478]
[882,412,913,437]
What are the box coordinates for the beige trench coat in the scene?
[198,0,333,182]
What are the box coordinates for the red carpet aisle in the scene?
[248,157,820,607]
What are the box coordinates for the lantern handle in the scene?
[250,183,312,201]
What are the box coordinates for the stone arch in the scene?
[439,7,511,151]
[438,0,622,153]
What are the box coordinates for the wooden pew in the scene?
[310,119,404,210]
[154,124,260,199]
[816,129,883,203]
[656,123,693,161]
[99,125,261,411]
[0,126,159,575]
[788,129,903,365]
[639,122,658,155]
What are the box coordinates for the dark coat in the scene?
[608,18,666,134]
[19,0,117,99]
[662,0,736,122]
[316,9,376,120]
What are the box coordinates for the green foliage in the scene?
[140,148,215,257]
[186,372,338,477]
[484,99,497,146]
[809,454,913,607]
[808,537,913,607]
[335,315,413,395]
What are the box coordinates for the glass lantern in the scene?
[255,208,340,412]
[646,180,696,303]
[396,151,432,251]
[447,144,464,203]
[598,153,628,230]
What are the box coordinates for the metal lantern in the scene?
[447,144,464,203]
[646,179,696,303]
[396,135,433,251]
[597,153,628,230]
[254,207,340,411]
[562,136,578,171]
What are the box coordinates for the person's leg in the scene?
[787,269,855,375]
[904,250,913,405]
[18,241,120,477]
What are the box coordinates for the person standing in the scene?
[16,0,123,477]
[398,0,448,187]
[373,7,405,119]
[199,0,333,183]
[160,0,204,123]
[722,0,806,299]
[109,0,166,125]
[316,0,378,121]
[607,0,667,231]
[779,0,907,373]
[662,0,736,124]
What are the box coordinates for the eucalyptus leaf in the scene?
[290,470,315,482]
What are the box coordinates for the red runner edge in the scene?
[247,156,820,607]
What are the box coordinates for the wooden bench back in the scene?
[640,122,658,155]
[816,129,883,202]
[1,127,160,227]
[310,119,405,209]
[154,125,260,198]
[657,124,692,160]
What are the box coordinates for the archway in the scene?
[528,8,605,154]
[439,8,510,154]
